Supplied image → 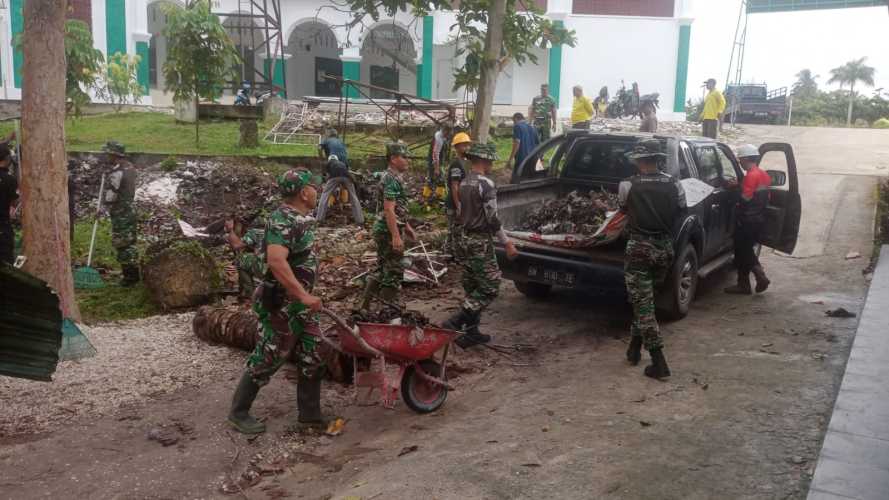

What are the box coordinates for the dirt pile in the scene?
[518,190,619,235]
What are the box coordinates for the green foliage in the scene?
[792,69,819,100]
[77,284,160,324]
[685,98,703,122]
[72,218,119,270]
[160,155,179,172]
[874,118,889,129]
[98,52,144,111]
[790,89,889,127]
[15,19,104,117]
[828,57,876,126]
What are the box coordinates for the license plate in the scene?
[527,265,576,287]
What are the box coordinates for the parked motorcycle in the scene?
[606,81,641,119]
[234,81,252,106]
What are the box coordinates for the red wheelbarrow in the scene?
[320,309,458,413]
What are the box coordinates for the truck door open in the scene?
[757,143,801,254]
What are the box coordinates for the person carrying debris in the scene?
[442,142,518,348]
[357,142,416,311]
[224,221,265,301]
[529,83,557,143]
[315,155,364,226]
[0,144,17,265]
[425,124,451,199]
[619,139,686,379]
[227,168,326,435]
[701,78,726,139]
[571,85,594,130]
[446,132,472,259]
[725,144,771,295]
[508,113,539,170]
[318,129,348,166]
[103,141,140,286]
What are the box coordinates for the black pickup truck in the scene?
[494,130,801,319]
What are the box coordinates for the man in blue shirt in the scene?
[319,129,348,166]
[507,113,539,170]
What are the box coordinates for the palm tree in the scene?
[792,69,819,99]
[828,57,876,126]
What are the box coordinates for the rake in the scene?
[74,174,105,289]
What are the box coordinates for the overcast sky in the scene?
[685,0,889,102]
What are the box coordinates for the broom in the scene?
[74,174,105,289]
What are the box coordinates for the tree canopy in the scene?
[792,69,818,99]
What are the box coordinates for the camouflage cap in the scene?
[277,168,321,196]
[466,142,499,162]
[386,141,409,158]
[625,139,666,162]
[102,141,126,156]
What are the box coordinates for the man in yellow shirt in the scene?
[571,85,594,129]
[701,78,726,139]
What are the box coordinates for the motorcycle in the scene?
[606,81,641,119]
[234,81,252,106]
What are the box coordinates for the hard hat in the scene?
[451,132,471,146]
[736,144,760,159]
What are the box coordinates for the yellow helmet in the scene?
[451,132,471,146]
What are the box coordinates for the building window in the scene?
[572,0,674,17]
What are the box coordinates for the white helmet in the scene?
[327,154,339,163]
[736,144,760,160]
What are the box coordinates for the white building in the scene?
[1,0,693,120]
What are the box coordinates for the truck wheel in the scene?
[514,281,552,299]
[658,244,699,320]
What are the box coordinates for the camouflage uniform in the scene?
[369,143,410,297]
[103,142,139,284]
[531,94,556,142]
[236,228,265,299]
[624,237,673,350]
[247,171,323,385]
[446,156,467,259]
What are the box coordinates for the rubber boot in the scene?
[626,337,643,366]
[455,311,491,349]
[295,371,327,431]
[644,349,671,379]
[442,309,471,332]
[752,265,771,293]
[227,372,266,435]
[357,276,380,311]
[724,272,752,295]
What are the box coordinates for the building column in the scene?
[341,47,360,99]
[418,15,433,99]
[10,0,23,88]
[673,18,693,114]
[263,55,289,98]
[105,0,127,57]
[547,18,565,107]
[133,32,151,96]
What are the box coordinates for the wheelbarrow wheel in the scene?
[401,359,447,414]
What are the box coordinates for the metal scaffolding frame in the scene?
[212,0,287,97]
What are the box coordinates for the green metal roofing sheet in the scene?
[748,0,889,13]
[0,265,62,382]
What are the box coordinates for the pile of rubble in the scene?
[518,190,619,235]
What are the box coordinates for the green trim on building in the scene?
[342,60,360,98]
[136,41,150,96]
[419,15,434,98]
[11,0,23,88]
[263,58,287,97]
[674,24,691,113]
[106,0,127,58]
[547,20,564,106]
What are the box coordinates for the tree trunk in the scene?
[470,0,507,143]
[20,0,80,321]
[846,82,855,127]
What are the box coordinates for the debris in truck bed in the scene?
[518,190,619,235]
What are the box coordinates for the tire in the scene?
[514,281,552,299]
[401,359,447,414]
[657,244,699,321]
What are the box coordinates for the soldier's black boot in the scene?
[227,372,266,435]
[442,308,471,332]
[644,349,671,379]
[626,337,643,366]
[120,265,140,287]
[295,370,327,431]
[455,311,491,349]
[724,272,752,295]
[752,265,771,293]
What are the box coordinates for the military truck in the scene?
[724,84,788,124]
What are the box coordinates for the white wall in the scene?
[287,21,340,98]
[557,15,681,118]
[511,47,549,107]
[432,42,462,100]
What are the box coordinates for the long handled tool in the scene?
[73,174,105,289]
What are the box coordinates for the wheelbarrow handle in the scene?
[320,307,384,358]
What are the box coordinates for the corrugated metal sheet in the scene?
[0,265,62,382]
[748,0,888,13]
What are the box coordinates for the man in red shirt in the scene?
[726,144,772,294]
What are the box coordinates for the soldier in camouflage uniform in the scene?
[618,140,686,379]
[102,142,140,286]
[442,142,518,348]
[225,222,266,300]
[529,84,557,143]
[227,168,326,435]
[357,142,416,311]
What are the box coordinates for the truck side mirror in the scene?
[766,170,786,187]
